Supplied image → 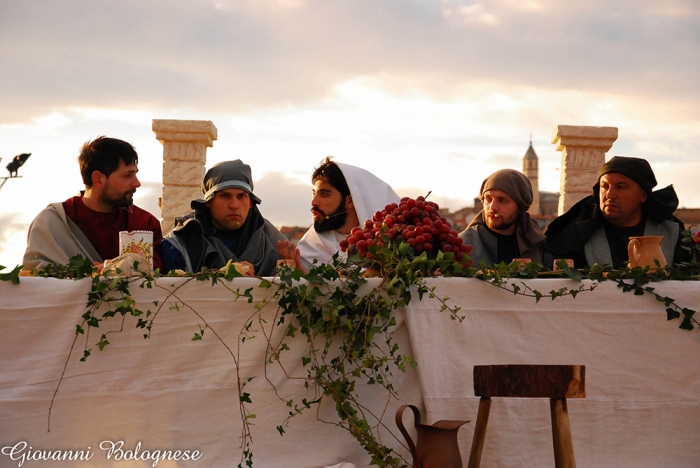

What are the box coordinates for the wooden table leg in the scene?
[550,398,576,468]
[468,397,491,468]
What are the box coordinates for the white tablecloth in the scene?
[1,276,699,467]
[405,278,700,468]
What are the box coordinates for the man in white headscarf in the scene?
[279,157,400,271]
[458,169,546,266]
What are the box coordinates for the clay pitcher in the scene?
[628,236,667,268]
[395,405,468,468]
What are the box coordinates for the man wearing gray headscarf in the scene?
[458,169,546,266]
[160,160,286,276]
[545,156,689,269]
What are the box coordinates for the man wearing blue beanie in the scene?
[161,160,286,276]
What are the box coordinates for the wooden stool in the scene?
[468,365,586,468]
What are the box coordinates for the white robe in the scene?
[297,162,400,271]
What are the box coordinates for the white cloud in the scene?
[2,0,698,123]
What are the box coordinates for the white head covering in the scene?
[297,162,400,270]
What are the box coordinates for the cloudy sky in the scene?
[1,0,699,268]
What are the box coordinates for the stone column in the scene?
[551,125,618,215]
[152,119,218,234]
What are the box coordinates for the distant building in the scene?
[438,206,477,233]
[675,209,700,232]
[279,226,308,242]
[539,192,559,216]
[521,140,560,229]
[523,140,540,215]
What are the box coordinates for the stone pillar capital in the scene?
[152,119,218,148]
[551,125,618,153]
[552,125,618,215]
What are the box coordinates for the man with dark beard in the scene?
[458,169,546,266]
[279,157,399,271]
[22,137,163,272]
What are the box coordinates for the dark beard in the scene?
[485,212,518,233]
[314,196,348,233]
[99,189,135,209]
[486,218,517,232]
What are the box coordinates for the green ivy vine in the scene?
[1,228,699,467]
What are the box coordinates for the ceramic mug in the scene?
[628,235,667,269]
[119,230,154,269]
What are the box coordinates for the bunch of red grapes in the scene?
[339,196,472,265]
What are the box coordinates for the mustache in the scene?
[312,206,348,220]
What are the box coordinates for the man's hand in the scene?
[277,240,306,274]
[236,261,255,277]
[101,253,153,276]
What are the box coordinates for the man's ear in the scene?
[91,170,106,189]
[640,190,648,203]
[345,194,354,209]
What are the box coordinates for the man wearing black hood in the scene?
[161,160,286,276]
[545,156,689,269]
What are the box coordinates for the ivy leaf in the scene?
[564,266,582,282]
[244,287,255,303]
[80,348,92,362]
[679,317,694,330]
[285,324,298,338]
[0,265,22,284]
[666,308,681,320]
[240,392,252,404]
[97,336,110,351]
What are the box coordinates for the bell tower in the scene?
[523,136,540,215]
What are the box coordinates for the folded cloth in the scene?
[324,463,357,468]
